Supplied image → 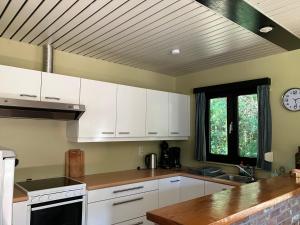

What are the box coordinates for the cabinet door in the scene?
[0,65,41,101]
[158,177,181,207]
[168,93,190,137]
[77,79,117,138]
[146,90,169,137]
[180,177,205,202]
[87,191,158,225]
[204,181,233,195]
[116,85,146,137]
[13,202,27,225]
[115,216,154,225]
[41,72,80,104]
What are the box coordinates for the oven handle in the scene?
[31,199,83,211]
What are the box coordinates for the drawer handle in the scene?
[148,132,158,135]
[118,132,130,134]
[170,180,180,183]
[171,132,180,135]
[45,97,61,101]
[113,186,144,194]
[20,94,37,98]
[131,222,143,225]
[112,197,144,206]
[102,132,114,134]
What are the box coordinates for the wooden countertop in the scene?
[147,175,300,225]
[13,185,27,203]
[12,168,239,203]
[75,169,241,190]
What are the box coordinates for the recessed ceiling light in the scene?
[171,49,180,55]
[259,26,273,33]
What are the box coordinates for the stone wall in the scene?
[233,195,300,225]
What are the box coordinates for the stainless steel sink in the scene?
[216,174,256,183]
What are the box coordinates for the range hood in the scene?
[0,98,85,120]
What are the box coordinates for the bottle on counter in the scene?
[295,146,300,169]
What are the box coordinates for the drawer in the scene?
[87,190,158,225]
[88,180,158,203]
[114,216,154,225]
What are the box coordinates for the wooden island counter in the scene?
[147,175,300,225]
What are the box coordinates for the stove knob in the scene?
[39,195,49,202]
[48,195,54,201]
[76,190,82,196]
[31,197,39,203]
[65,192,72,198]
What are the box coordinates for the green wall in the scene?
[176,49,300,175]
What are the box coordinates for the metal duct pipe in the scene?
[43,44,53,73]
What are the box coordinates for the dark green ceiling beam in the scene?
[196,0,300,50]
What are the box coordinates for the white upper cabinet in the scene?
[146,90,169,137]
[41,72,80,104]
[168,93,190,137]
[0,65,41,101]
[68,79,117,139]
[116,85,146,137]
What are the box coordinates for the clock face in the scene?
[282,88,300,111]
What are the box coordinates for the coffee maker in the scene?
[159,141,181,169]
[168,147,181,169]
[159,141,170,169]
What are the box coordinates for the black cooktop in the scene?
[17,177,82,192]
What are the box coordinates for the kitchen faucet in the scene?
[235,165,256,181]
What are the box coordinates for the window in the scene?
[205,89,258,165]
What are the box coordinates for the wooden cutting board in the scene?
[65,149,85,178]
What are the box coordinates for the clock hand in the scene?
[293,98,300,103]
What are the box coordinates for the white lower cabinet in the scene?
[13,202,27,225]
[87,190,158,225]
[87,177,234,225]
[180,177,205,201]
[114,216,153,225]
[158,177,181,208]
[204,181,233,195]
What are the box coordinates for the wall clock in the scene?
[282,88,300,111]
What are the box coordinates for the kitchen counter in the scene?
[13,185,27,203]
[75,168,241,190]
[12,168,239,203]
[147,175,300,225]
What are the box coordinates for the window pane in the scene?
[238,94,258,158]
[209,98,228,155]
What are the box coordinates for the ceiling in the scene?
[0,0,298,76]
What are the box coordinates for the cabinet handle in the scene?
[148,132,158,135]
[170,180,180,183]
[131,222,143,225]
[112,197,143,206]
[102,132,114,134]
[45,97,61,101]
[20,94,37,98]
[171,132,180,135]
[118,132,130,134]
[113,186,144,194]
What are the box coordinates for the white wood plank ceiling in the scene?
[245,0,300,38]
[0,0,294,76]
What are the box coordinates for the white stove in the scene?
[17,177,86,204]
[16,177,86,225]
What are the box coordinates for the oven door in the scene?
[29,196,85,225]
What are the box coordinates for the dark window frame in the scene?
[205,88,257,166]
[194,78,271,166]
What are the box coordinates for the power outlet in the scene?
[138,145,144,156]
